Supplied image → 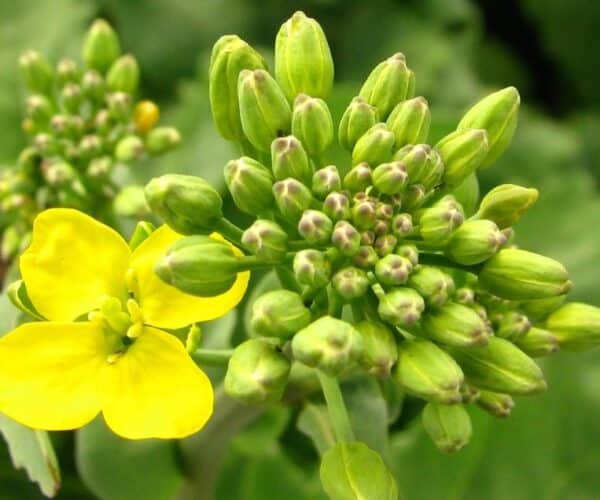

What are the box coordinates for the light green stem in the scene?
[317,371,355,443]
[191,349,234,366]
[215,217,244,246]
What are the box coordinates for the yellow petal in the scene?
[129,225,249,329]
[0,322,107,430]
[101,327,213,439]
[20,209,131,321]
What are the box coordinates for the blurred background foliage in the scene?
[1,0,599,498]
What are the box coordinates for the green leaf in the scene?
[320,441,398,500]
[75,417,183,500]
[297,403,336,456]
[0,415,60,497]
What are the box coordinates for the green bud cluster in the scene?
[144,10,600,478]
[0,19,179,260]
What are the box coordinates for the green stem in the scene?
[275,266,302,293]
[350,300,366,322]
[317,371,355,443]
[238,255,271,271]
[191,349,234,366]
[215,217,244,246]
[418,252,481,273]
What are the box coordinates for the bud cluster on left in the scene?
[0,19,180,261]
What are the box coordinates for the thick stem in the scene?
[317,371,355,443]
[275,266,302,293]
[215,218,245,247]
[418,252,481,274]
[176,387,264,500]
[191,349,234,366]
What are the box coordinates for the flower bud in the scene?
[519,295,566,321]
[332,266,370,300]
[475,184,539,229]
[378,288,425,327]
[374,255,413,286]
[238,69,291,152]
[115,135,144,162]
[242,220,288,263]
[450,337,546,395]
[292,94,334,157]
[407,266,454,309]
[494,311,531,341]
[479,248,571,300]
[60,83,83,113]
[224,339,291,404]
[445,219,506,265]
[81,70,105,102]
[460,383,481,404]
[275,11,334,101]
[106,54,139,94]
[394,144,427,184]
[390,213,413,238]
[355,321,398,378]
[56,58,79,85]
[450,172,480,216]
[421,302,489,347]
[422,402,472,454]
[293,249,331,288]
[338,97,379,152]
[395,244,418,267]
[271,135,311,184]
[352,246,379,269]
[113,185,148,218]
[331,221,361,256]
[351,123,395,166]
[359,53,413,118]
[225,156,274,216]
[323,192,351,221]
[436,129,489,188]
[457,86,520,168]
[351,199,377,230]
[343,163,372,193]
[26,95,54,124]
[476,390,514,418]
[546,302,600,351]
[20,51,54,94]
[209,35,266,142]
[144,174,223,234]
[372,161,408,194]
[156,236,240,296]
[516,327,559,358]
[250,290,311,340]
[395,339,464,404]
[374,234,398,257]
[291,316,363,375]
[386,96,431,147]
[106,91,132,121]
[298,209,333,245]
[272,178,313,222]
[134,100,160,134]
[82,19,121,73]
[312,165,341,200]
[145,127,181,155]
[416,195,464,245]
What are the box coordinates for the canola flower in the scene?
[0,208,248,439]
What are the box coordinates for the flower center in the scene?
[88,295,145,363]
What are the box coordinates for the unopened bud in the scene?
[81,69,105,102]
[546,302,600,351]
[292,316,363,375]
[351,199,377,230]
[353,246,379,269]
[275,11,334,101]
[445,219,506,265]
[338,97,379,152]
[422,403,472,454]
[479,248,571,300]
[386,96,431,147]
[106,91,132,121]
[475,184,539,229]
[457,87,520,168]
[292,94,334,157]
[298,209,333,245]
[250,290,311,339]
[359,53,413,118]
[450,172,480,216]
[332,266,370,300]
[19,50,54,94]
[144,174,223,234]
[225,156,274,216]
[82,19,121,73]
[396,244,419,266]
[134,100,160,134]
[271,135,311,184]
[343,163,372,193]
[450,337,546,395]
[26,95,54,124]
[293,249,331,288]
[145,127,180,155]
[416,195,464,245]
[436,129,489,188]
[352,123,395,166]
[331,221,361,256]
[242,220,288,263]
[312,165,341,199]
[395,339,464,404]
[224,339,291,404]
[378,288,425,327]
[391,213,413,238]
[494,311,531,341]
[476,390,514,418]
[273,178,313,221]
[113,185,147,218]
[323,192,351,221]
[519,295,566,321]
[156,236,241,296]
[408,265,454,308]
[238,69,291,152]
[372,161,408,194]
[105,54,139,94]
[422,302,489,347]
[355,321,398,378]
[375,254,413,286]
[56,58,79,85]
[516,327,559,358]
[374,234,397,257]
[60,83,83,113]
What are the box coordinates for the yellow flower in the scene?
[0,209,249,439]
